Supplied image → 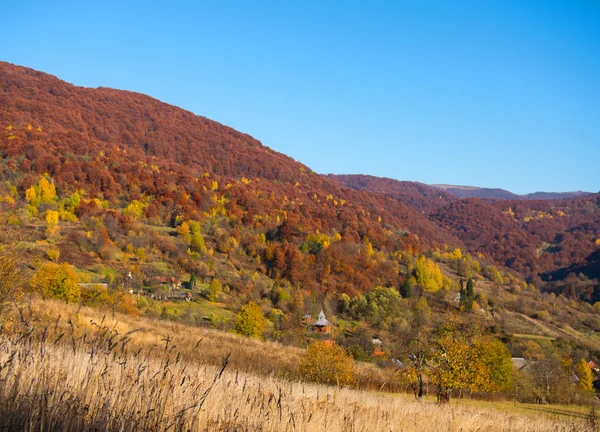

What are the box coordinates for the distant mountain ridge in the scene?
[329,174,600,300]
[430,184,592,201]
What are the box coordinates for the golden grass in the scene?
[22,299,390,390]
[0,299,593,431]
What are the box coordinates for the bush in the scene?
[80,284,140,317]
[299,341,356,386]
[45,248,60,262]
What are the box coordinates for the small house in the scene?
[372,337,385,357]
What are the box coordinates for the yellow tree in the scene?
[414,256,443,292]
[176,221,192,243]
[299,341,356,386]
[575,358,594,393]
[432,325,512,402]
[31,263,80,303]
[38,176,57,204]
[235,301,266,339]
[45,210,59,237]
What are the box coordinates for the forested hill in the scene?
[1,61,598,303]
[330,173,600,301]
[0,61,462,248]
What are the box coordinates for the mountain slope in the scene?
[1,62,598,304]
[329,174,600,297]
[430,184,592,201]
[328,174,456,212]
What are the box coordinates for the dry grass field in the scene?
[0,299,594,431]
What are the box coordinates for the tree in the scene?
[176,222,192,243]
[529,353,569,404]
[235,301,266,339]
[188,273,197,289]
[432,324,512,402]
[45,210,60,237]
[478,338,514,393]
[208,278,222,301]
[575,358,594,393]
[0,249,24,323]
[31,263,80,303]
[414,256,443,292]
[38,176,57,204]
[299,341,355,386]
[460,278,475,312]
[396,297,433,399]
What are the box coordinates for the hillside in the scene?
[0,62,457,249]
[2,63,600,412]
[430,184,592,201]
[328,174,456,212]
[0,299,592,432]
[330,174,600,301]
[431,184,522,200]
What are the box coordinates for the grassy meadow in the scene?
[0,299,595,431]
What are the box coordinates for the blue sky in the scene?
[1,0,598,194]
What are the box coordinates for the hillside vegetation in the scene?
[0,300,593,432]
[330,174,600,301]
[0,62,600,422]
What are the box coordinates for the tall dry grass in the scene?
[18,299,390,390]
[0,300,592,431]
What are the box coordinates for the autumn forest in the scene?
[1,61,600,431]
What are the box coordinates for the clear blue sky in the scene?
[1,1,599,194]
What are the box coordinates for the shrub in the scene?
[299,341,355,386]
[46,248,60,262]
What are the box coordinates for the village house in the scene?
[372,337,385,357]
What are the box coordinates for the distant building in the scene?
[302,314,313,325]
[512,357,528,370]
[78,283,109,289]
[372,337,385,357]
[384,358,404,369]
[312,310,333,334]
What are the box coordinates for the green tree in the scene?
[299,341,355,386]
[235,301,266,339]
[460,278,475,312]
[188,273,197,289]
[190,232,206,253]
[31,262,80,303]
[478,338,514,393]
